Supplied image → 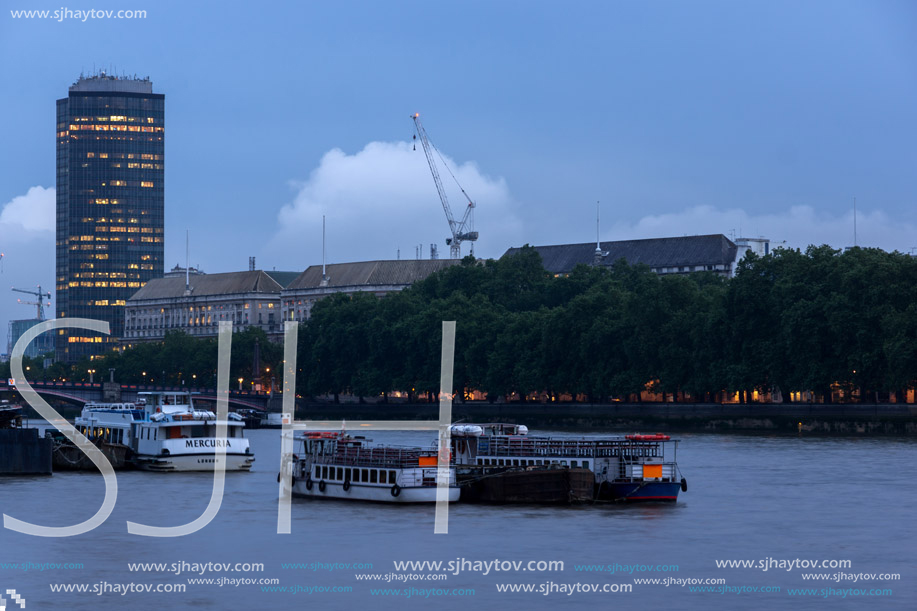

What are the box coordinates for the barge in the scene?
[451,424,686,502]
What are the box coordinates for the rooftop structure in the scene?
[504,234,740,277]
[69,71,153,94]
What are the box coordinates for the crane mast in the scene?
[411,113,478,259]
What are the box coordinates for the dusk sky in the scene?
[1,0,915,341]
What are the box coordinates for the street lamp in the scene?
[88,369,96,384]
[238,377,244,391]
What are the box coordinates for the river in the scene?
[1,428,913,609]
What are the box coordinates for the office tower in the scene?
[55,71,164,361]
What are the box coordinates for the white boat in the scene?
[289,432,459,503]
[76,392,254,472]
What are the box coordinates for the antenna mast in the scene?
[185,230,190,291]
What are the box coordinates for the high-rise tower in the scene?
[55,72,164,362]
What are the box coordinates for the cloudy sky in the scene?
[0,0,915,341]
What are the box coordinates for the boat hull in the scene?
[290,479,459,503]
[52,442,132,471]
[133,453,255,472]
[596,481,681,502]
[458,467,594,504]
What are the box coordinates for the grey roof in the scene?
[504,234,738,274]
[129,271,284,301]
[286,260,461,290]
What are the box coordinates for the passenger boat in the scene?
[69,392,254,472]
[131,392,254,472]
[288,431,460,503]
[451,424,686,502]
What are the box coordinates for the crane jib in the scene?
[411,113,478,259]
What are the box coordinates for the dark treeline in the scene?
[2,327,284,392]
[6,245,916,404]
[297,245,917,404]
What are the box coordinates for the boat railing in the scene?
[311,445,443,469]
[476,437,671,459]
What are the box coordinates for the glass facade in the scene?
[55,75,164,362]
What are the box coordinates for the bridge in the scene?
[0,380,274,411]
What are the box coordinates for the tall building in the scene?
[56,72,164,361]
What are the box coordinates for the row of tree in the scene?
[6,245,916,403]
[297,245,917,403]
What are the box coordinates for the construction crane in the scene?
[411,113,478,259]
[12,285,51,320]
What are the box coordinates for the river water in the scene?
[1,428,913,609]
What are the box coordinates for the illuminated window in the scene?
[140,181,154,188]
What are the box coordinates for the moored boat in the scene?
[59,393,253,472]
[451,424,686,502]
[288,431,460,503]
[131,392,254,472]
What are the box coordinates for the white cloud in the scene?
[0,186,56,350]
[0,186,55,232]
[266,141,521,266]
[608,204,917,253]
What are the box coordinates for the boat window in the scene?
[351,470,358,483]
[571,461,578,467]
[583,461,589,469]
[370,470,378,483]
[361,469,368,482]
[389,470,396,483]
